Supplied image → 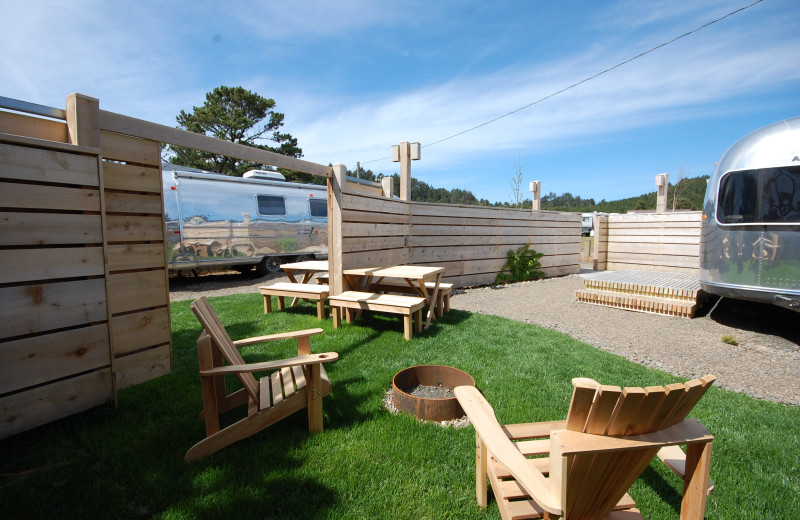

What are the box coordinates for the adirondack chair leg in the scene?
[197,334,221,436]
[306,363,324,433]
[475,433,488,507]
[681,441,713,520]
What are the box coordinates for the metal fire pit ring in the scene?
[392,365,475,422]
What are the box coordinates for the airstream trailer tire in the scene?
[295,254,312,263]
[257,256,283,275]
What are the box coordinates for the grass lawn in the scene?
[2,293,799,519]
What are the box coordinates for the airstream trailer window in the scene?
[717,166,800,225]
[309,198,327,218]
[256,195,286,216]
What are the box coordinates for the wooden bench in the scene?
[374,281,453,317]
[259,283,330,320]
[328,291,426,340]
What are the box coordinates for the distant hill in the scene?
[546,175,710,213]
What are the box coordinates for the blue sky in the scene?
[3,0,799,203]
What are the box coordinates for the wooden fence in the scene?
[593,212,702,273]
[0,95,172,438]
[333,175,581,288]
[0,93,332,438]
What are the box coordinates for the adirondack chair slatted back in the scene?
[190,297,261,403]
[562,374,715,519]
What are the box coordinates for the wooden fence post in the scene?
[593,214,608,271]
[65,93,100,148]
[381,176,394,198]
[656,173,669,214]
[329,164,347,295]
[392,141,420,201]
[530,180,541,211]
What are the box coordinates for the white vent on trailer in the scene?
[243,170,286,181]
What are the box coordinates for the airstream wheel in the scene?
[295,254,312,263]
[257,256,283,276]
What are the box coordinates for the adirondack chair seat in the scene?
[455,374,716,520]
[186,296,338,462]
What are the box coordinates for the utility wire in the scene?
[361,0,764,165]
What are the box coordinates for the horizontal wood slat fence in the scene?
[593,212,702,273]
[337,188,582,288]
[1,93,334,438]
[0,96,172,438]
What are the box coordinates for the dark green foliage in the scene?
[168,86,303,177]
[495,244,545,283]
[540,176,709,213]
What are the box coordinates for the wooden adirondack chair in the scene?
[455,374,716,520]
[186,296,338,461]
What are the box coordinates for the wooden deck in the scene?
[576,270,704,318]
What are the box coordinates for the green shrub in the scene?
[722,334,739,346]
[495,244,545,283]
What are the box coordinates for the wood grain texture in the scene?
[0,368,112,439]
[0,324,110,394]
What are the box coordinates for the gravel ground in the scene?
[170,269,800,406]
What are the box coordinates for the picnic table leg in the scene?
[424,273,442,329]
[290,270,315,306]
[403,314,413,340]
[263,293,273,314]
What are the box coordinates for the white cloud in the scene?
[290,25,799,174]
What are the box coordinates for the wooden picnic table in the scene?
[280,260,329,306]
[280,260,329,284]
[343,265,445,329]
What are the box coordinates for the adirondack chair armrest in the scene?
[232,328,324,348]
[199,352,338,376]
[455,386,562,516]
[551,418,713,456]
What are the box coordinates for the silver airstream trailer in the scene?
[163,166,328,275]
[700,116,800,310]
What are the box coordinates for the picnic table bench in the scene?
[260,282,330,320]
[328,291,426,340]
[374,280,453,317]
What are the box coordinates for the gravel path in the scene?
[450,273,800,406]
[170,269,800,406]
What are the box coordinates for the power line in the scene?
[361,0,764,165]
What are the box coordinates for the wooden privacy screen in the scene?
[340,189,581,287]
[0,104,171,439]
[594,212,702,273]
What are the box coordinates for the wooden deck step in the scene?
[576,270,704,318]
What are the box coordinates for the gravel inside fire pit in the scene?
[407,384,455,399]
